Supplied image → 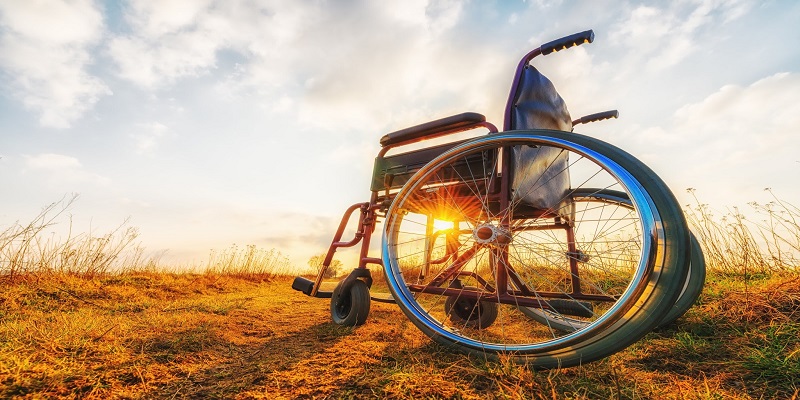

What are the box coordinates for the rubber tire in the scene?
[657,232,706,328]
[330,279,371,326]
[382,130,691,369]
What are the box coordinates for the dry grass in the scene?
[0,272,797,399]
[1,195,292,284]
[0,195,798,398]
[686,188,800,275]
[0,194,147,281]
[202,245,293,281]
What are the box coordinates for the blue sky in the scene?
[1,0,799,268]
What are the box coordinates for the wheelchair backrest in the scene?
[507,65,572,132]
[506,64,573,216]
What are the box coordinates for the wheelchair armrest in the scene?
[379,112,492,147]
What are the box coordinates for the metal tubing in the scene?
[428,245,480,287]
[423,214,434,277]
[312,202,368,297]
[357,204,377,269]
[565,224,582,295]
[503,48,543,131]
[405,284,616,305]
[495,146,512,296]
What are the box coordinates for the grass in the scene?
[0,195,798,399]
[1,272,797,399]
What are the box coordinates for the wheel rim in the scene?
[382,132,663,354]
[334,289,352,318]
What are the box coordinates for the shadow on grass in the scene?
[134,321,355,399]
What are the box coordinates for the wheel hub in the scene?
[473,223,512,245]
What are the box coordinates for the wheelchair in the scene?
[292,30,705,368]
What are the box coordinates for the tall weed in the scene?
[203,244,292,281]
[1,196,292,282]
[685,189,800,275]
[0,195,146,281]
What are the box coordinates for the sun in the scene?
[433,219,454,232]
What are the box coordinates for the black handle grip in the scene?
[541,30,595,55]
[572,110,619,126]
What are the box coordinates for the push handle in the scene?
[572,110,619,126]
[503,28,596,131]
[541,30,594,55]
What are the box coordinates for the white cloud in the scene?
[24,153,110,185]
[635,72,800,205]
[131,122,170,154]
[107,0,311,89]
[672,72,800,148]
[124,0,213,37]
[392,0,464,35]
[107,28,221,88]
[609,0,755,73]
[106,0,485,136]
[25,153,82,170]
[0,0,102,44]
[0,0,110,128]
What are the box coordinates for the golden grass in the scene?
[0,272,797,399]
[686,188,800,275]
[0,194,147,280]
[0,194,798,398]
[1,195,292,284]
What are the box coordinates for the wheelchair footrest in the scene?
[291,276,332,298]
[545,299,594,318]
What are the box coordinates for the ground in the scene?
[1,273,798,399]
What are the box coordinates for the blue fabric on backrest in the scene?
[509,65,573,216]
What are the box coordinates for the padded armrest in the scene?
[379,112,488,147]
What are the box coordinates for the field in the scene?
[1,195,798,399]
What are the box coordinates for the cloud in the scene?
[25,153,82,170]
[24,153,110,185]
[672,72,800,151]
[106,0,489,136]
[107,26,221,88]
[107,0,303,89]
[131,122,170,154]
[609,0,755,73]
[0,0,110,128]
[634,72,800,204]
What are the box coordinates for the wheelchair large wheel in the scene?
[382,130,690,368]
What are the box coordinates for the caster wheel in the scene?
[330,279,371,326]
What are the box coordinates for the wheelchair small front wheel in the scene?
[330,279,371,326]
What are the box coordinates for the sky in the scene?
[1,0,799,270]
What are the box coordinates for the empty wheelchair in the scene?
[292,30,704,368]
